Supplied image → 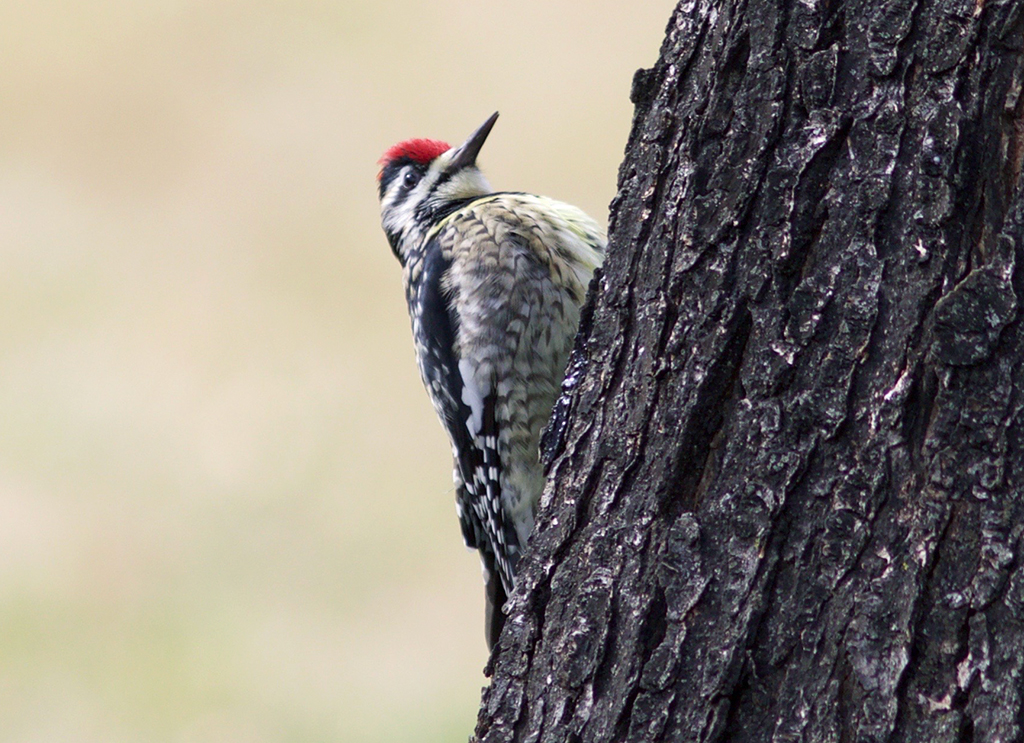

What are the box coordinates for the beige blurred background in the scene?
[0,1,674,741]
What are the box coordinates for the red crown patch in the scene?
[377,138,451,179]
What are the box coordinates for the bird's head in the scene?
[377,112,498,262]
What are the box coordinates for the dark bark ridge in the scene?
[476,1,1024,742]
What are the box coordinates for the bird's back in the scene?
[425,193,606,568]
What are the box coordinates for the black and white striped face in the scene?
[377,112,500,265]
[378,151,492,263]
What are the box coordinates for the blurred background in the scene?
[0,1,675,740]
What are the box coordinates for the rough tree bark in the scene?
[473,1,1024,741]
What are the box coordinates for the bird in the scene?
[376,112,606,649]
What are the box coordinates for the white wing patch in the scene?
[458,358,488,439]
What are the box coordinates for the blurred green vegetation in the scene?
[0,0,675,740]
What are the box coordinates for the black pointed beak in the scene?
[448,112,499,171]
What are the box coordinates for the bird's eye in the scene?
[403,171,420,189]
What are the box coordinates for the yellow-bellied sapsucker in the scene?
[377,112,606,649]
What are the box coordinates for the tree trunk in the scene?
[474,1,1024,741]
